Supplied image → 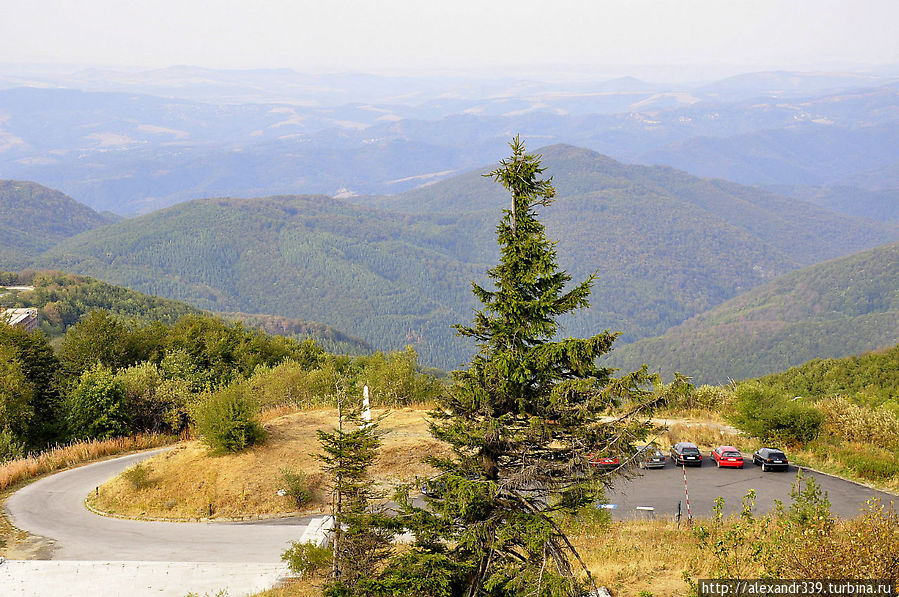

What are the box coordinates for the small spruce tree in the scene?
[388,137,656,596]
[317,386,395,594]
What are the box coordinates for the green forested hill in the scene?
[0,271,201,335]
[0,271,367,352]
[34,146,899,369]
[371,145,898,266]
[219,311,371,355]
[751,344,899,405]
[606,242,899,384]
[39,196,487,366]
[0,180,111,267]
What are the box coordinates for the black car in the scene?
[670,442,702,466]
[752,447,789,471]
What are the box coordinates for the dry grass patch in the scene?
[570,518,707,596]
[0,434,176,492]
[250,578,320,597]
[90,406,448,520]
[653,421,744,451]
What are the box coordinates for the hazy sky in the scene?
[2,0,898,78]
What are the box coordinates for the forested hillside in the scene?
[0,271,367,353]
[219,312,371,356]
[38,196,487,367]
[32,146,899,368]
[751,344,899,407]
[0,180,110,267]
[0,271,200,336]
[607,241,899,384]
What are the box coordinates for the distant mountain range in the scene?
[6,143,896,369]
[2,69,898,215]
[606,242,899,385]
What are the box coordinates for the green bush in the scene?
[121,462,155,490]
[194,385,265,453]
[0,427,25,463]
[65,365,132,441]
[839,450,899,481]
[729,383,824,445]
[279,467,313,509]
[282,541,332,579]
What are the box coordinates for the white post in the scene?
[362,385,371,427]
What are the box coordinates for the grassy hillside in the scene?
[36,146,899,368]
[0,180,110,267]
[607,242,899,384]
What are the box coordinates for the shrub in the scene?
[121,462,154,490]
[729,383,823,445]
[839,450,899,481]
[0,427,25,463]
[819,396,899,447]
[282,541,332,579]
[279,467,313,509]
[65,365,132,441]
[194,385,265,453]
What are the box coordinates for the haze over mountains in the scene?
[2,67,899,215]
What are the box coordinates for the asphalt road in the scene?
[603,459,897,521]
[6,449,896,564]
[4,449,314,562]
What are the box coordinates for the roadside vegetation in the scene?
[261,475,898,596]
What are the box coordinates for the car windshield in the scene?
[723,451,741,458]
[682,447,700,454]
[769,452,786,459]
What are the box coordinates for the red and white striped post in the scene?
[682,464,692,524]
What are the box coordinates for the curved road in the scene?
[6,449,897,562]
[4,449,313,562]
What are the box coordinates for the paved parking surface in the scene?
[602,460,896,520]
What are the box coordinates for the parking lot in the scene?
[602,461,897,521]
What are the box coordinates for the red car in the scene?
[711,445,744,468]
[588,454,620,470]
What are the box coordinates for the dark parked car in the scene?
[635,444,666,469]
[670,442,702,466]
[753,447,789,471]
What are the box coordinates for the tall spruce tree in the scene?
[390,137,655,596]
